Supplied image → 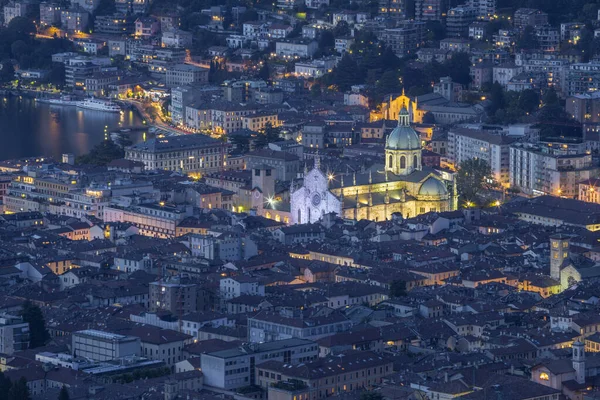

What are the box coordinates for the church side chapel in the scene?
[291,107,457,224]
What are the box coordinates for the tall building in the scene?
[0,315,29,355]
[566,92,600,123]
[467,0,495,19]
[509,143,599,197]
[165,64,209,88]
[446,6,478,38]
[513,8,548,30]
[378,0,405,19]
[415,0,446,21]
[447,127,515,186]
[290,108,456,224]
[149,279,197,314]
[566,62,600,96]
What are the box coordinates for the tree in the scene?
[444,53,471,86]
[329,53,360,91]
[0,60,15,83]
[422,112,435,124]
[333,20,350,37]
[257,64,270,81]
[76,140,125,166]
[6,17,36,39]
[0,371,12,395]
[360,392,383,400]
[488,82,505,115]
[21,301,49,348]
[58,385,70,400]
[8,377,30,400]
[389,280,407,297]
[318,30,335,51]
[542,87,559,107]
[222,8,233,30]
[516,25,539,50]
[517,89,540,114]
[456,158,497,205]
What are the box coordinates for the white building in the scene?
[4,1,29,26]
[219,276,265,299]
[510,143,599,197]
[493,63,523,87]
[201,339,318,390]
[166,64,209,88]
[275,39,318,58]
[447,127,515,186]
[161,29,192,48]
[0,315,29,355]
[72,330,140,362]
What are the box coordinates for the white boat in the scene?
[37,95,76,106]
[76,98,121,113]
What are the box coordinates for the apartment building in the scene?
[509,143,599,197]
[39,2,61,25]
[565,62,600,96]
[248,309,353,343]
[103,203,192,238]
[256,351,393,398]
[162,29,192,48]
[446,6,477,37]
[149,280,197,314]
[201,339,318,390]
[566,92,600,123]
[0,315,29,355]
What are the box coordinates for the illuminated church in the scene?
[290,107,457,224]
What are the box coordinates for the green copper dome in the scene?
[385,107,421,151]
[419,177,448,196]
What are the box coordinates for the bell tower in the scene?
[550,234,570,280]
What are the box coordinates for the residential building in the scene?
[103,203,191,238]
[220,276,265,299]
[0,315,29,355]
[493,63,523,87]
[565,62,600,96]
[162,29,192,48]
[275,39,318,58]
[39,2,61,26]
[446,6,477,38]
[94,14,133,35]
[448,127,515,186]
[244,149,300,181]
[566,92,600,123]
[149,279,197,314]
[60,6,89,32]
[513,8,548,30]
[509,143,599,197]
[248,309,352,343]
[135,16,160,37]
[415,0,446,21]
[4,1,29,26]
[256,351,393,397]
[578,178,600,203]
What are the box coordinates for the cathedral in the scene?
[290,107,457,224]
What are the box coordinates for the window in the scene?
[413,155,418,168]
[400,156,406,169]
[539,372,549,381]
[388,155,393,168]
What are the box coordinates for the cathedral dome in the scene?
[386,107,421,151]
[419,177,448,196]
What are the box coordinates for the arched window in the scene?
[413,155,418,169]
[400,156,406,169]
[388,155,393,168]
[308,208,311,222]
[298,209,301,223]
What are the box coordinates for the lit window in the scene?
[539,372,549,381]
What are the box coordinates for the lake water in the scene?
[0,96,150,161]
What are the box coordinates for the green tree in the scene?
[318,30,335,51]
[257,64,270,81]
[517,89,540,114]
[444,53,471,86]
[333,20,350,37]
[360,393,383,400]
[58,386,70,400]
[0,60,15,83]
[488,82,505,115]
[389,280,407,297]
[0,371,12,395]
[456,158,497,205]
[76,140,125,166]
[8,377,30,400]
[263,122,281,143]
[6,17,36,38]
[542,87,559,107]
[310,82,322,98]
[21,301,49,348]
[329,53,360,91]
[516,25,539,50]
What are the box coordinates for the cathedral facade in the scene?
[290,107,457,224]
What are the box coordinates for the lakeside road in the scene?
[118,99,188,136]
